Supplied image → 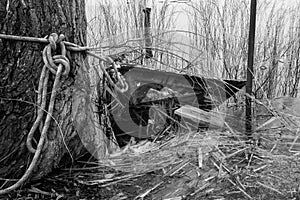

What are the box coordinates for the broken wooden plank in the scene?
[174,105,225,128]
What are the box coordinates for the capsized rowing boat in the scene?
[104,65,245,140]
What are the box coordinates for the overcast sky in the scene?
[86,0,198,30]
[86,0,299,31]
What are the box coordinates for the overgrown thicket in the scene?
[188,0,300,99]
[86,0,300,99]
[86,0,192,72]
[86,0,176,49]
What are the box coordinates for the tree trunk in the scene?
[0,0,104,191]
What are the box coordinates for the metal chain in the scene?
[0,33,70,195]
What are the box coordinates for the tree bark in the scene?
[0,0,103,189]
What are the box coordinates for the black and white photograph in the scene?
[0,0,300,199]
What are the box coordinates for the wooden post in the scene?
[246,0,257,136]
[143,7,153,59]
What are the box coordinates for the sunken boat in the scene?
[99,64,245,143]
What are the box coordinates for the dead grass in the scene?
[71,98,300,199]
